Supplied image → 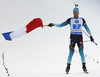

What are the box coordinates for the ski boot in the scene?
[82,63,89,74]
[65,63,71,74]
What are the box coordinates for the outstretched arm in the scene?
[48,18,71,27]
[54,18,71,27]
[54,20,69,27]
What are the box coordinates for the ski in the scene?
[66,71,69,74]
[84,71,89,74]
[66,72,69,74]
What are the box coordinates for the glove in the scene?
[48,23,55,27]
[90,36,94,42]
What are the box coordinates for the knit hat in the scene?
[73,8,79,13]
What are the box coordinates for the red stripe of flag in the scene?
[26,18,43,33]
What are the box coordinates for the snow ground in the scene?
[0,0,100,77]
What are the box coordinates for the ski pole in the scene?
[82,30,90,38]
[83,40,98,45]
[82,30,98,45]
[83,40,90,43]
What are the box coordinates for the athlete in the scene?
[48,7,94,73]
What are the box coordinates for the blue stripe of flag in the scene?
[2,31,13,41]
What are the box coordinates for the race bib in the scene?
[71,24,82,35]
[70,18,83,35]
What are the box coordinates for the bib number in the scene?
[73,24,81,30]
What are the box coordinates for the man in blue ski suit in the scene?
[48,7,94,73]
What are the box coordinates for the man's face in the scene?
[73,11,79,18]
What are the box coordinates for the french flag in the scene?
[2,18,43,41]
